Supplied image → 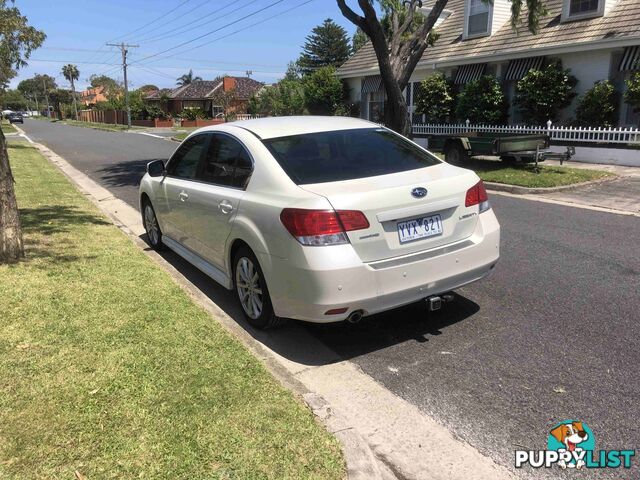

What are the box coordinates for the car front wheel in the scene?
[142,200,164,250]
[233,246,284,329]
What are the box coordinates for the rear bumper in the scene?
[266,209,500,323]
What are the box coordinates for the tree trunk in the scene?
[384,86,411,138]
[0,129,25,263]
[71,79,78,121]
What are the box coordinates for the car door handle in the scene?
[179,191,188,202]
[218,200,234,214]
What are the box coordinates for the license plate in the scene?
[397,214,443,244]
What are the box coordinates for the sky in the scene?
[11,0,358,91]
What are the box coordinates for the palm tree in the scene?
[176,69,202,86]
[61,64,79,120]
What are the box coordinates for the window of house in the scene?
[569,0,599,15]
[562,0,603,20]
[467,0,491,36]
[368,91,385,123]
[212,105,224,117]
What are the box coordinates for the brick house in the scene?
[337,0,640,126]
[144,76,264,117]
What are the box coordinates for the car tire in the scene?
[142,199,165,251]
[233,246,284,330]
[444,141,469,165]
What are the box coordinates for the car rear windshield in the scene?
[262,128,441,185]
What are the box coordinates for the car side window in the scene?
[167,135,207,179]
[198,134,253,188]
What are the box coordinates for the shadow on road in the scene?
[97,159,161,188]
[142,233,480,367]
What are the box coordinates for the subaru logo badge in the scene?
[411,187,428,198]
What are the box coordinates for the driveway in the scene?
[18,119,640,478]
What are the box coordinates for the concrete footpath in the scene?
[14,128,515,480]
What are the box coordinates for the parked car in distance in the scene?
[139,116,500,329]
[7,112,24,124]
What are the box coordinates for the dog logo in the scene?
[548,421,593,469]
[515,420,635,470]
[411,187,427,198]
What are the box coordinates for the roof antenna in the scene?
[245,70,253,78]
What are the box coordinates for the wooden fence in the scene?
[412,121,640,145]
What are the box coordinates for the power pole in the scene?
[106,42,138,129]
[42,77,50,118]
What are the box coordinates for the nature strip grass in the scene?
[1,121,18,134]
[0,141,344,479]
[59,119,143,132]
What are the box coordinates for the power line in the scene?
[108,0,192,42]
[135,0,286,63]
[135,0,317,66]
[135,0,258,44]
[127,0,214,42]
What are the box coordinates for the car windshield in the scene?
[263,127,441,185]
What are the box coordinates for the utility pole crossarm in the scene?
[106,42,139,129]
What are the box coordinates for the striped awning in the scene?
[453,63,486,85]
[504,56,545,81]
[362,75,383,94]
[619,46,640,71]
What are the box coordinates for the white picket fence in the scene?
[235,114,261,121]
[412,120,640,145]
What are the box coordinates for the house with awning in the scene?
[337,0,640,126]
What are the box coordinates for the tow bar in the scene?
[426,293,455,311]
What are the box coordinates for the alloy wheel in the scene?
[144,204,159,246]
[235,256,263,320]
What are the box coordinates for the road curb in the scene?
[24,130,516,480]
[484,175,618,195]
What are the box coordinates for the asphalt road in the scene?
[19,119,640,478]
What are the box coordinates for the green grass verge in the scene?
[0,142,344,479]
[59,119,142,132]
[173,132,189,141]
[1,120,18,134]
[434,155,613,188]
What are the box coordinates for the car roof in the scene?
[201,116,380,140]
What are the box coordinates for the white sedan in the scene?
[139,116,500,329]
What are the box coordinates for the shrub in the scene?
[181,108,207,120]
[249,80,305,116]
[515,61,577,125]
[575,80,617,127]
[624,72,640,113]
[455,75,508,124]
[144,105,169,120]
[302,65,347,115]
[414,74,454,123]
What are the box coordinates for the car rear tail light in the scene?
[465,180,490,213]
[280,208,369,246]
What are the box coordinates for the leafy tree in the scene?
[17,74,55,113]
[176,69,202,86]
[352,27,368,53]
[0,0,45,262]
[455,75,508,124]
[61,63,79,119]
[298,18,351,76]
[414,73,453,123]
[283,61,302,82]
[515,61,577,125]
[248,80,305,116]
[1,89,28,110]
[624,72,640,114]
[575,80,618,127]
[302,66,347,115]
[336,0,547,136]
[49,88,73,119]
[138,84,159,94]
[89,74,121,97]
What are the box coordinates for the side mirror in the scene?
[147,160,166,177]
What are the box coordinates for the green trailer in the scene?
[423,132,574,165]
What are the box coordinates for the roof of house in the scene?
[337,0,640,77]
[144,77,264,101]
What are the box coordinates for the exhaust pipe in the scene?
[347,310,364,324]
